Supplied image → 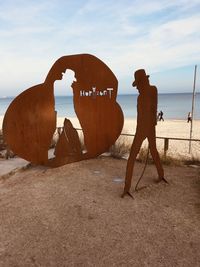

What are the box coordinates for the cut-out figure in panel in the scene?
[122,69,167,198]
[3,54,124,167]
[45,54,124,167]
[49,69,82,164]
[48,55,124,164]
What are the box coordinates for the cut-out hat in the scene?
[132,69,149,87]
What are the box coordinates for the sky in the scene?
[0,0,200,96]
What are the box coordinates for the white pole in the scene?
[189,65,197,153]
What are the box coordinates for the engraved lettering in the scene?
[107,88,113,98]
[80,88,113,98]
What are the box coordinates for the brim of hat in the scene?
[132,75,149,86]
[132,81,137,86]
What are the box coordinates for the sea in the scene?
[0,93,199,120]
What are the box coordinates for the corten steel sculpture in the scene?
[122,69,167,198]
[3,54,124,167]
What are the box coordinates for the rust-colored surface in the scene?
[3,84,56,165]
[52,118,83,166]
[3,54,124,167]
[122,69,164,197]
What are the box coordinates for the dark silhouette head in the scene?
[45,59,67,84]
[132,69,149,89]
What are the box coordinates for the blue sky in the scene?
[0,0,200,96]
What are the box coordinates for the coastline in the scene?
[1,114,200,139]
[1,115,200,159]
[1,114,200,131]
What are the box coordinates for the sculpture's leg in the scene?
[147,131,168,184]
[122,133,144,198]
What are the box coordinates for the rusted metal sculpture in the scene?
[122,69,167,198]
[3,54,124,167]
[54,118,83,164]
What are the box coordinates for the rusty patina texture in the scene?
[3,54,124,167]
[122,69,166,198]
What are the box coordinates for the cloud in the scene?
[0,0,200,96]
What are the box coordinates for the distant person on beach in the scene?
[187,112,192,123]
[157,111,160,121]
[122,69,167,198]
[159,110,164,121]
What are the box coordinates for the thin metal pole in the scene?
[189,65,197,153]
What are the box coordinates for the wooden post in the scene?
[164,138,169,157]
[189,65,197,153]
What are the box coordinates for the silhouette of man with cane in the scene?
[122,69,167,198]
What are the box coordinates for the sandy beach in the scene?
[0,115,200,267]
[1,115,199,160]
[0,157,200,266]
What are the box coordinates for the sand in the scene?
[0,115,200,266]
[1,115,200,160]
[121,118,200,160]
[0,157,200,266]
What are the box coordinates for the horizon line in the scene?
[1,91,199,98]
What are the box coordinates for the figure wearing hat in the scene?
[122,69,167,198]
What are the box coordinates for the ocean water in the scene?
[118,93,200,119]
[0,93,199,120]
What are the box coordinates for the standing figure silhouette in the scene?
[122,69,167,198]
